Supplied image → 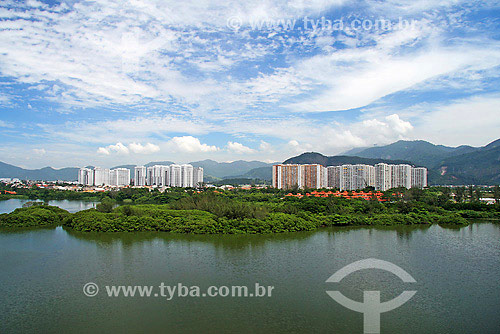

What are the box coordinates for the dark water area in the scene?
[1,223,499,333]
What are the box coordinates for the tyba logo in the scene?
[326,258,417,334]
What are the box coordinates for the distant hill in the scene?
[190,159,273,178]
[343,140,479,168]
[0,161,78,181]
[0,159,274,182]
[341,138,500,185]
[283,152,412,166]
[240,166,274,180]
[224,166,275,181]
[215,178,271,186]
[431,143,500,185]
[144,161,175,167]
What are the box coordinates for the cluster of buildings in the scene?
[78,164,204,188]
[272,163,427,191]
[78,167,131,186]
[133,164,203,188]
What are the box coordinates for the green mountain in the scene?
[224,166,275,181]
[343,140,479,168]
[190,159,273,178]
[0,162,79,181]
[340,138,500,185]
[144,161,175,167]
[283,152,412,166]
[240,166,274,180]
[431,142,500,185]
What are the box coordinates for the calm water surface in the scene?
[1,223,499,333]
[0,198,97,213]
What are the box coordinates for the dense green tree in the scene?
[455,187,465,203]
[96,197,115,213]
[493,185,500,205]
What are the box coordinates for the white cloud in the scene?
[227,141,255,154]
[286,139,312,153]
[97,142,160,155]
[167,136,219,153]
[40,115,212,144]
[129,142,160,154]
[411,94,500,146]
[97,147,111,155]
[259,140,273,152]
[0,120,14,128]
[0,93,10,104]
[385,114,413,134]
[289,40,500,112]
[33,148,46,155]
[98,142,130,155]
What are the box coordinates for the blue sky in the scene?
[1,0,500,168]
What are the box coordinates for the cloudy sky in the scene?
[1,0,500,168]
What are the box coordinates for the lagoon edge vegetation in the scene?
[1,187,499,233]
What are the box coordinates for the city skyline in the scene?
[78,164,204,187]
[1,1,500,169]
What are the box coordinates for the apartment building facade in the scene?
[273,163,427,190]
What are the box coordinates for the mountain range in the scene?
[0,160,274,182]
[342,140,481,168]
[1,138,498,185]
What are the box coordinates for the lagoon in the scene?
[0,223,499,333]
[0,198,98,214]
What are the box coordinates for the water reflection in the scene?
[0,198,98,214]
[63,227,318,251]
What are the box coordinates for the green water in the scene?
[1,224,499,333]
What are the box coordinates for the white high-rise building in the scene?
[78,168,94,186]
[327,166,341,189]
[193,167,204,187]
[146,165,161,186]
[391,164,412,189]
[169,165,182,187]
[181,164,194,188]
[110,168,130,186]
[94,167,110,186]
[353,164,375,190]
[161,166,170,186]
[411,167,427,189]
[80,167,129,187]
[375,163,392,191]
[109,169,117,186]
[339,165,355,191]
[146,165,170,186]
[134,166,147,186]
[134,164,199,188]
